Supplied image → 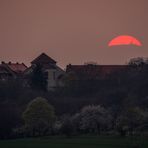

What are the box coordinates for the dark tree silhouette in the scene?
[30,64,47,91]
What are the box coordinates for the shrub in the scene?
[22,97,56,136]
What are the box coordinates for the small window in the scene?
[53,72,56,80]
[44,72,48,79]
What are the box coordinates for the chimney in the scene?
[66,64,72,72]
[68,64,71,67]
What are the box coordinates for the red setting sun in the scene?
[108,35,142,47]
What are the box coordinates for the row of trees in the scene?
[12,97,148,138]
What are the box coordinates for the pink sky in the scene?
[0,0,147,68]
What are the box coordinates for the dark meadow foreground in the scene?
[0,136,148,148]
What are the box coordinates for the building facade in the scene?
[0,53,129,91]
[0,62,27,81]
[66,63,128,80]
[24,53,65,90]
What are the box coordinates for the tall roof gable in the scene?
[31,53,56,65]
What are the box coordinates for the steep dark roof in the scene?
[1,62,28,74]
[31,53,56,65]
[66,64,128,79]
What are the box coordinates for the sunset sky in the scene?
[0,0,148,68]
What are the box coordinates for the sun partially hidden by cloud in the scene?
[108,35,142,47]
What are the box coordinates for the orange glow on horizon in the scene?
[109,35,142,47]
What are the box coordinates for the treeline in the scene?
[0,57,148,139]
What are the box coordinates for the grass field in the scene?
[0,136,147,148]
